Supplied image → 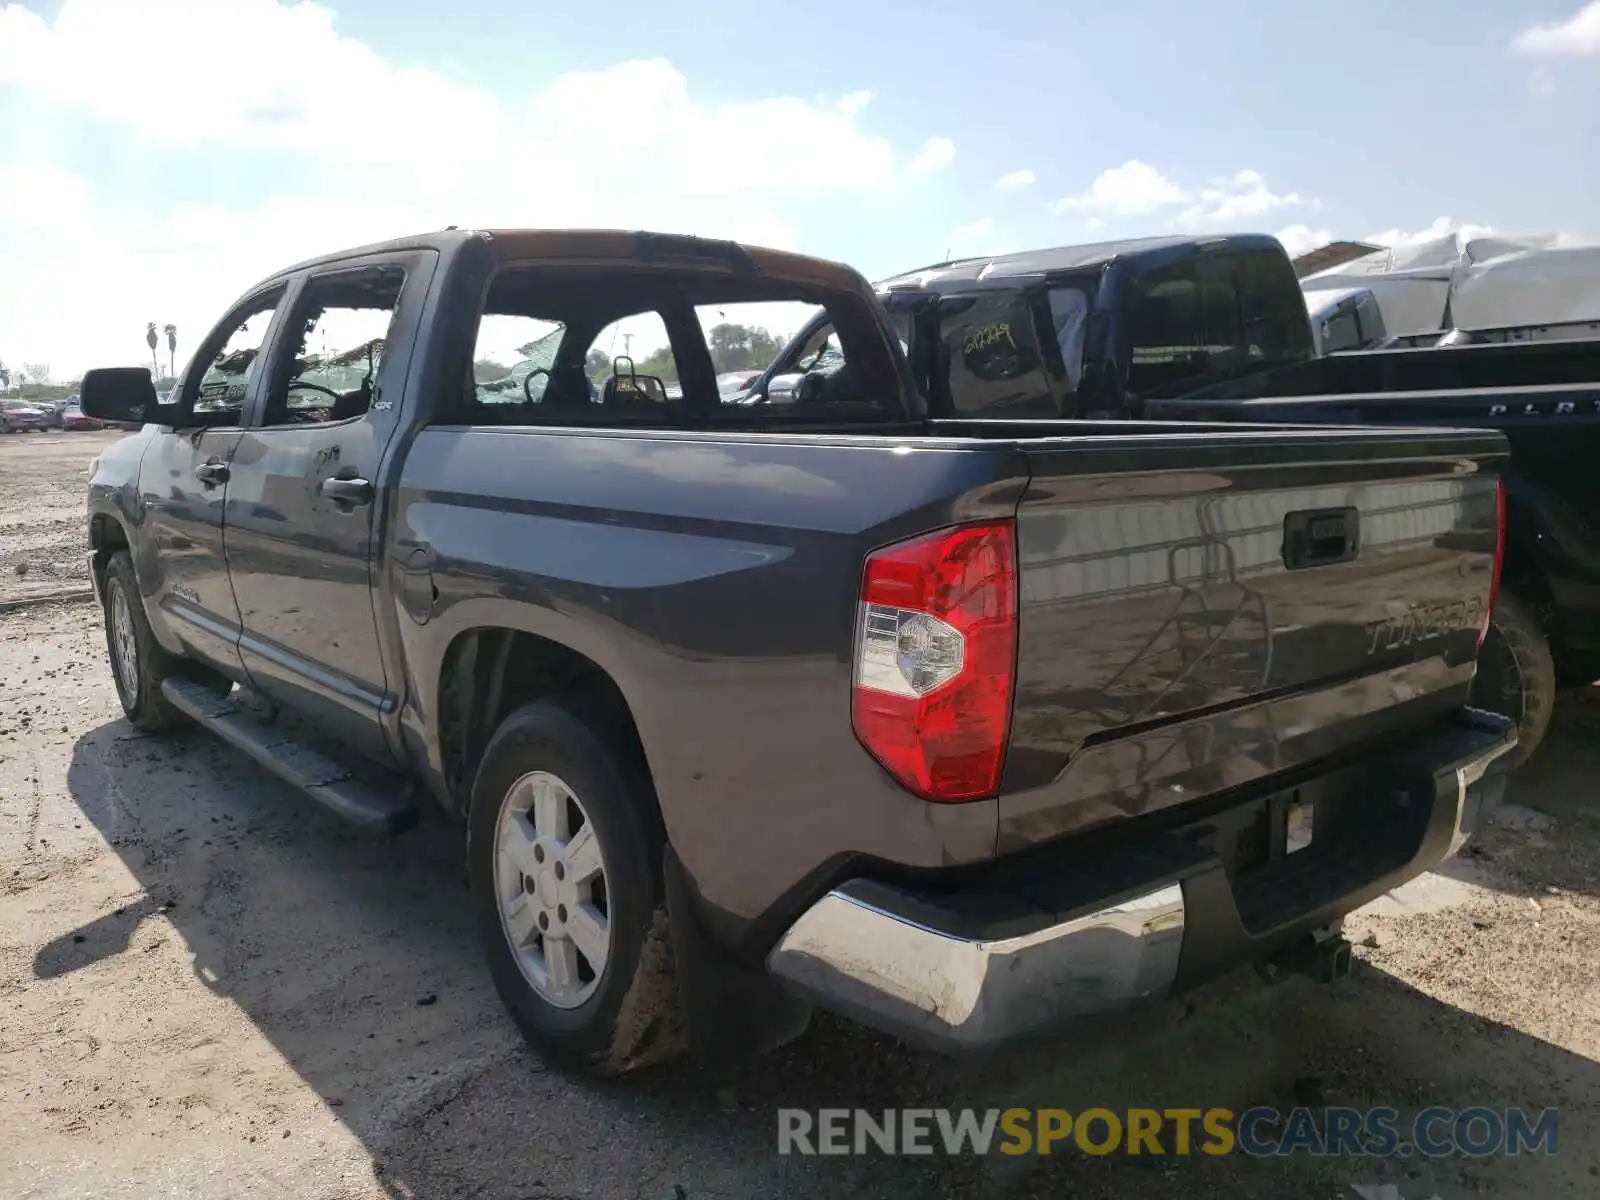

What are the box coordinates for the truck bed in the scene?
[1160,336,1600,422]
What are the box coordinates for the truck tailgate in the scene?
[999,425,1506,851]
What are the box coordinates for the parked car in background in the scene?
[43,395,76,427]
[715,369,762,399]
[1,398,53,432]
[1299,233,1600,346]
[60,405,103,431]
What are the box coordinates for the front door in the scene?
[222,259,419,764]
[136,291,284,677]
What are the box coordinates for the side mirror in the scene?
[764,372,803,404]
[81,368,158,425]
[795,372,828,405]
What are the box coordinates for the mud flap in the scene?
[663,846,813,1067]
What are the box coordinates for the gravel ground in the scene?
[0,430,122,606]
[2,434,1598,1199]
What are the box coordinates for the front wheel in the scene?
[468,697,684,1076]
[1470,591,1556,768]
[101,551,183,731]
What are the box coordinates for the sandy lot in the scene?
[0,429,122,606]
[2,433,1598,1199]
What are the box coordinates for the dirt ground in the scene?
[0,429,121,606]
[2,433,1598,1200]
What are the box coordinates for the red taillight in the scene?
[851,521,1018,802]
[1478,477,1506,652]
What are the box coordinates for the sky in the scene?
[1,0,1598,380]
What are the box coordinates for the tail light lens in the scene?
[851,521,1018,802]
[1477,477,1506,652]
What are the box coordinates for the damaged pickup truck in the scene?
[81,228,1515,1073]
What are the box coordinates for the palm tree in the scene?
[164,324,177,377]
[145,322,159,378]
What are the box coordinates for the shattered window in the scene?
[261,264,406,426]
[474,317,569,405]
[193,299,280,417]
[288,310,391,408]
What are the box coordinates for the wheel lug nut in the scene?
[557,904,567,923]
[533,845,544,863]
[538,911,549,931]
[554,862,565,881]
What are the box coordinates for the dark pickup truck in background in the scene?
[81,227,1514,1074]
[751,233,1598,764]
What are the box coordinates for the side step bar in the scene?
[161,677,418,835]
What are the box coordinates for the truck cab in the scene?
[747,233,1319,421]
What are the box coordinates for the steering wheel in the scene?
[287,380,340,401]
[522,368,552,404]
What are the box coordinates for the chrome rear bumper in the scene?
[766,709,1516,1052]
[766,882,1185,1051]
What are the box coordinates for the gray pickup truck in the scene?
[80,228,1515,1075]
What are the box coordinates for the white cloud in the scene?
[910,136,956,174]
[1173,169,1308,227]
[0,2,897,198]
[1055,160,1188,216]
[1359,219,1595,251]
[1273,225,1335,259]
[1362,216,1497,249]
[0,160,95,231]
[993,169,1035,191]
[1057,161,1314,233]
[0,0,948,374]
[1511,2,1600,56]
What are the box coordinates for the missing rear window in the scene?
[453,266,907,427]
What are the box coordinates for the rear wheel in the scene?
[102,551,183,732]
[1470,591,1556,768]
[468,697,684,1075]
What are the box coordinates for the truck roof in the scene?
[263,227,868,292]
[878,232,1287,291]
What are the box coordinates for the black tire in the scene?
[468,697,684,1076]
[101,551,184,732]
[1470,591,1556,768]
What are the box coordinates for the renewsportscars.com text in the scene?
[777,1106,1559,1158]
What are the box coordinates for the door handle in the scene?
[321,475,374,506]
[195,460,230,486]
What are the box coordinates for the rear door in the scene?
[222,252,434,764]
[136,289,285,675]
